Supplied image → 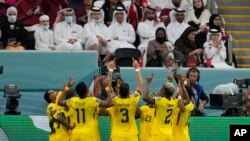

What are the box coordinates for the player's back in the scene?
[66,96,99,135]
[172,102,194,141]
[151,97,178,136]
[112,93,140,137]
[140,105,155,141]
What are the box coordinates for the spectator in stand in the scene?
[203,29,233,68]
[53,8,85,51]
[137,5,164,66]
[167,8,189,45]
[205,14,228,42]
[0,0,15,15]
[75,0,93,27]
[166,0,182,9]
[146,27,174,67]
[174,27,203,67]
[16,0,42,50]
[83,6,111,63]
[40,0,69,28]
[186,0,210,31]
[126,0,144,47]
[0,6,25,50]
[101,0,126,26]
[103,6,136,63]
[34,15,56,51]
[159,8,171,28]
[126,0,143,30]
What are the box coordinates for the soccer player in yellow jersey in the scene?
[139,103,155,141]
[58,78,113,141]
[53,90,76,141]
[172,74,194,141]
[143,73,185,141]
[111,58,143,141]
[44,82,74,141]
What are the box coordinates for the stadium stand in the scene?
[217,0,250,68]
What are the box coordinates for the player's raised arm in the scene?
[143,73,155,104]
[99,76,114,108]
[58,76,75,107]
[133,58,143,93]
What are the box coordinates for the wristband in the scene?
[109,69,114,72]
[65,86,69,91]
[135,68,140,72]
[105,87,110,91]
[178,95,182,100]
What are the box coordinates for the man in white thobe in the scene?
[54,8,85,51]
[83,6,111,62]
[137,5,165,55]
[103,6,136,62]
[167,8,189,44]
[34,15,56,51]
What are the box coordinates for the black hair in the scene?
[44,90,52,103]
[186,67,200,81]
[120,82,129,98]
[65,89,76,100]
[75,82,88,98]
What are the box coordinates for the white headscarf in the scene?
[206,28,222,42]
[88,6,105,23]
[112,6,127,24]
[169,8,187,22]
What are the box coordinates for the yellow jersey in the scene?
[139,105,155,141]
[53,106,73,141]
[66,96,100,135]
[172,102,194,141]
[151,97,178,136]
[112,91,141,137]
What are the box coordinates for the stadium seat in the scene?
[114,48,141,67]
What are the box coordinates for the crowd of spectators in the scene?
[0,0,235,68]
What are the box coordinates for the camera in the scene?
[0,66,3,74]
[4,84,21,115]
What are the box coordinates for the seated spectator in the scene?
[167,8,189,45]
[34,15,56,51]
[146,27,174,67]
[174,26,203,67]
[101,0,126,26]
[1,6,25,50]
[186,0,210,31]
[53,8,85,51]
[103,6,136,63]
[203,29,233,68]
[83,6,111,62]
[16,0,42,50]
[75,0,93,27]
[205,14,228,42]
[40,0,69,28]
[137,5,164,65]
[126,0,143,30]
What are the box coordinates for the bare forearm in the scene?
[143,83,154,104]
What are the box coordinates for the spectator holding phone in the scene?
[0,6,25,50]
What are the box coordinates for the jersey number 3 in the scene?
[120,108,129,123]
